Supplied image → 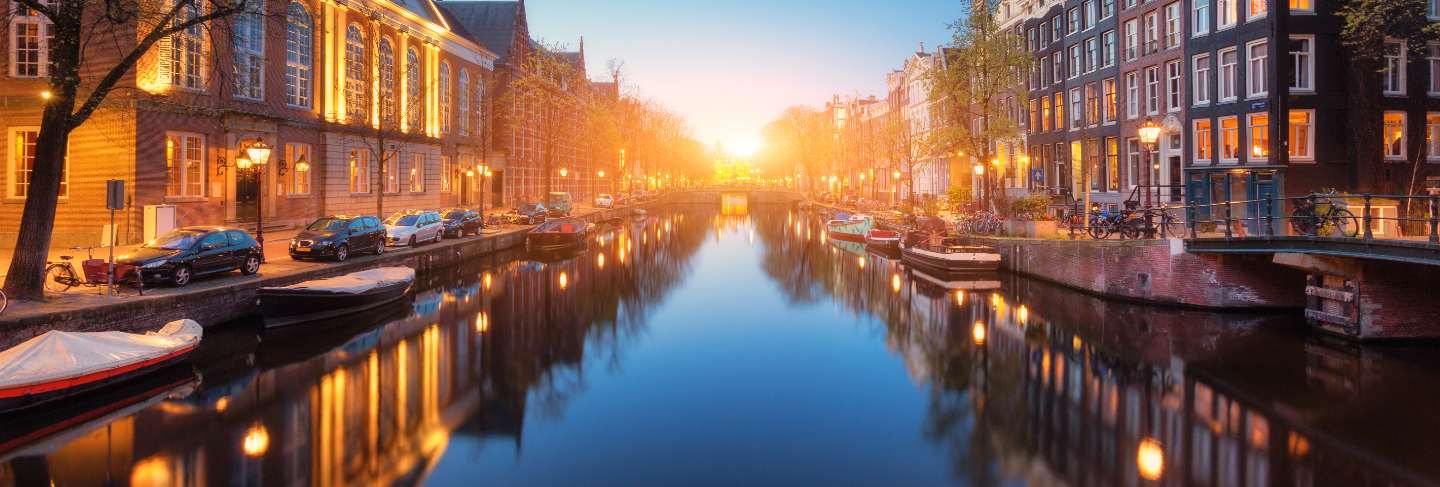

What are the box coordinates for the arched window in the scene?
[168,0,206,89]
[344,25,367,121]
[284,2,313,107]
[405,48,422,130]
[439,62,452,134]
[457,69,470,136]
[232,0,264,99]
[379,38,396,124]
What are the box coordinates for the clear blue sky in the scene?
[525,0,964,154]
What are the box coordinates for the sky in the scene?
[525,0,964,156]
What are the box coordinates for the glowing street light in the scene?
[242,423,270,457]
[973,165,985,176]
[559,167,569,177]
[971,321,987,345]
[1137,437,1165,481]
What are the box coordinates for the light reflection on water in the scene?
[2,205,1439,486]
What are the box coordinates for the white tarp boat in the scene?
[258,267,416,328]
[0,319,202,413]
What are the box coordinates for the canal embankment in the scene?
[0,204,651,348]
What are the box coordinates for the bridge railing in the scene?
[1183,193,1440,244]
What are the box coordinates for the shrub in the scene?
[1010,194,1053,221]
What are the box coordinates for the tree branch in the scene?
[11,0,56,21]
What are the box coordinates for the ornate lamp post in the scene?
[1138,118,1163,206]
[973,164,986,207]
[237,139,273,253]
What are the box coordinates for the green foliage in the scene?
[923,6,1033,162]
[1009,194,1053,221]
[946,188,973,211]
[1339,0,1439,61]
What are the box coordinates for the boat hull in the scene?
[259,281,413,329]
[864,230,902,253]
[0,345,196,414]
[901,245,1002,276]
[827,219,874,243]
[526,232,588,252]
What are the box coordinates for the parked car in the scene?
[594,193,615,208]
[441,208,483,237]
[117,226,263,287]
[546,192,573,216]
[290,215,386,262]
[385,210,444,247]
[512,203,548,224]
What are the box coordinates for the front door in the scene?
[1249,174,1278,235]
[236,168,260,222]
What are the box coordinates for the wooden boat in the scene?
[901,237,1001,275]
[258,267,415,328]
[864,228,902,253]
[527,218,591,252]
[910,268,1001,292]
[826,214,874,242]
[0,319,202,414]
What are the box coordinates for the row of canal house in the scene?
[0,0,606,248]
[995,0,1440,228]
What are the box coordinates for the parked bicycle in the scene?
[1290,193,1359,238]
[44,247,143,295]
[957,211,1003,235]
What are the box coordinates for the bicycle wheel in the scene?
[1161,214,1185,238]
[0,289,7,315]
[43,264,76,293]
[1331,208,1361,238]
[1087,222,1110,239]
[1119,220,1142,240]
[1290,208,1319,236]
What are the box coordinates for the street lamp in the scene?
[240,139,272,252]
[1138,118,1163,207]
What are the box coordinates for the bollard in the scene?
[1363,194,1373,240]
[1264,197,1273,237]
[1430,196,1439,244]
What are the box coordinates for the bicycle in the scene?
[1290,194,1359,238]
[44,247,143,295]
[0,286,6,315]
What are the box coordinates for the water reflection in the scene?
[1,207,1438,486]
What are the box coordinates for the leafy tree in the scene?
[763,106,834,192]
[507,41,588,198]
[3,0,250,300]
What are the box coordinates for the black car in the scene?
[117,226,264,287]
[440,208,483,237]
[512,203,548,225]
[290,215,386,261]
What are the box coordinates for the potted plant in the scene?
[1005,194,1059,238]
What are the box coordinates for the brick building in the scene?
[0,0,497,247]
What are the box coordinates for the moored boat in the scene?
[0,319,202,414]
[864,228,902,253]
[901,237,1001,275]
[527,218,591,252]
[826,214,874,242]
[258,267,415,328]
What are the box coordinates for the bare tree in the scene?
[3,0,250,300]
[507,40,587,199]
[346,30,431,220]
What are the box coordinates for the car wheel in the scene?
[375,240,385,255]
[334,244,349,262]
[241,255,261,275]
[172,265,192,287]
[409,236,418,247]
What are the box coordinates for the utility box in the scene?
[143,205,176,242]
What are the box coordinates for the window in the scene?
[439,62,452,134]
[1070,87,1083,129]
[164,132,203,197]
[1429,43,1440,95]
[1194,119,1213,162]
[1041,97,1052,131]
[1384,40,1407,96]
[1085,37,1098,72]
[1145,66,1161,114]
[1247,113,1269,161]
[1029,28,1038,51]
[232,0,264,100]
[1086,82,1099,126]
[409,153,425,192]
[1166,61,1182,111]
[458,70,471,136]
[1126,138,1140,187]
[1069,7,1081,33]
[1292,0,1312,11]
[1428,113,1440,160]
[1124,19,1138,60]
[168,0,206,90]
[1246,40,1268,98]
[1053,55,1063,84]
[1218,0,1236,29]
[385,152,400,193]
[1042,21,1051,45]
[1248,0,1266,19]
[379,38,396,124]
[284,2,313,108]
[1193,0,1211,36]
[1102,30,1116,67]
[442,156,454,192]
[7,128,65,198]
[1219,48,1238,101]
[1106,137,1120,191]
[1029,99,1039,130]
[1143,12,1159,54]
[1102,0,1115,18]
[1220,116,1239,161]
[1289,36,1314,92]
[1384,111,1406,160]
[1041,55,1051,85]
[1069,45,1082,78]
[1053,15,1063,41]
[1194,54,1212,105]
[1164,3,1181,48]
[406,48,423,130]
[285,143,311,195]
[1103,77,1117,122]
[8,1,51,78]
[1125,71,1140,118]
[348,149,369,193]
[344,26,367,121]
[1084,0,1097,29]
[1054,92,1065,128]
[1431,0,1439,19]
[1289,110,1314,161]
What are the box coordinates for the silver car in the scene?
[385,211,444,247]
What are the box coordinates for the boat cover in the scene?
[273,267,415,294]
[0,319,202,390]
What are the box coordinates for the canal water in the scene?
[3,203,1440,486]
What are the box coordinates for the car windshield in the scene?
[387,215,420,226]
[145,230,206,250]
[307,218,347,232]
[518,204,539,212]
[444,210,467,219]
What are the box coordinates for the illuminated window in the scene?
[440,62,452,134]
[232,0,264,100]
[1219,116,1239,161]
[168,0,206,90]
[284,143,311,195]
[1194,119,1213,162]
[1427,113,1440,160]
[164,132,203,197]
[1103,77,1117,123]
[442,156,453,192]
[1248,0,1267,19]
[1041,97,1052,132]
[409,153,425,192]
[8,128,65,198]
[1106,136,1119,191]
[348,149,369,193]
[1289,110,1314,161]
[406,48,423,130]
[379,38,396,125]
[1054,92,1065,129]
[344,26,368,121]
[386,152,401,193]
[8,0,50,78]
[1247,112,1269,161]
[458,70,471,136]
[1384,111,1406,160]
[1218,0,1236,29]
[1085,82,1099,126]
[284,2,313,108]
[1291,0,1312,12]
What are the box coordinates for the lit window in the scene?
[8,0,51,78]
[284,2,313,108]
[344,26,368,121]
[406,48,423,130]
[1194,119,1213,162]
[1103,77,1117,122]
[1246,39,1268,98]
[1218,0,1237,29]
[1106,137,1120,191]
[379,38,396,124]
[1384,40,1407,96]
[1291,0,1312,12]
[1384,111,1406,160]
[232,0,264,100]
[459,70,471,136]
[1042,97,1053,131]
[168,0,207,90]
[285,143,311,195]
[1247,112,1269,161]
[1219,116,1239,161]
[1289,110,1314,161]
[440,62,452,134]
[386,152,401,193]
[349,149,369,193]
[1427,113,1440,160]
[1249,0,1267,19]
[164,132,204,197]
[8,128,67,198]
[409,153,425,192]
[1055,92,1065,129]
[1193,54,1212,106]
